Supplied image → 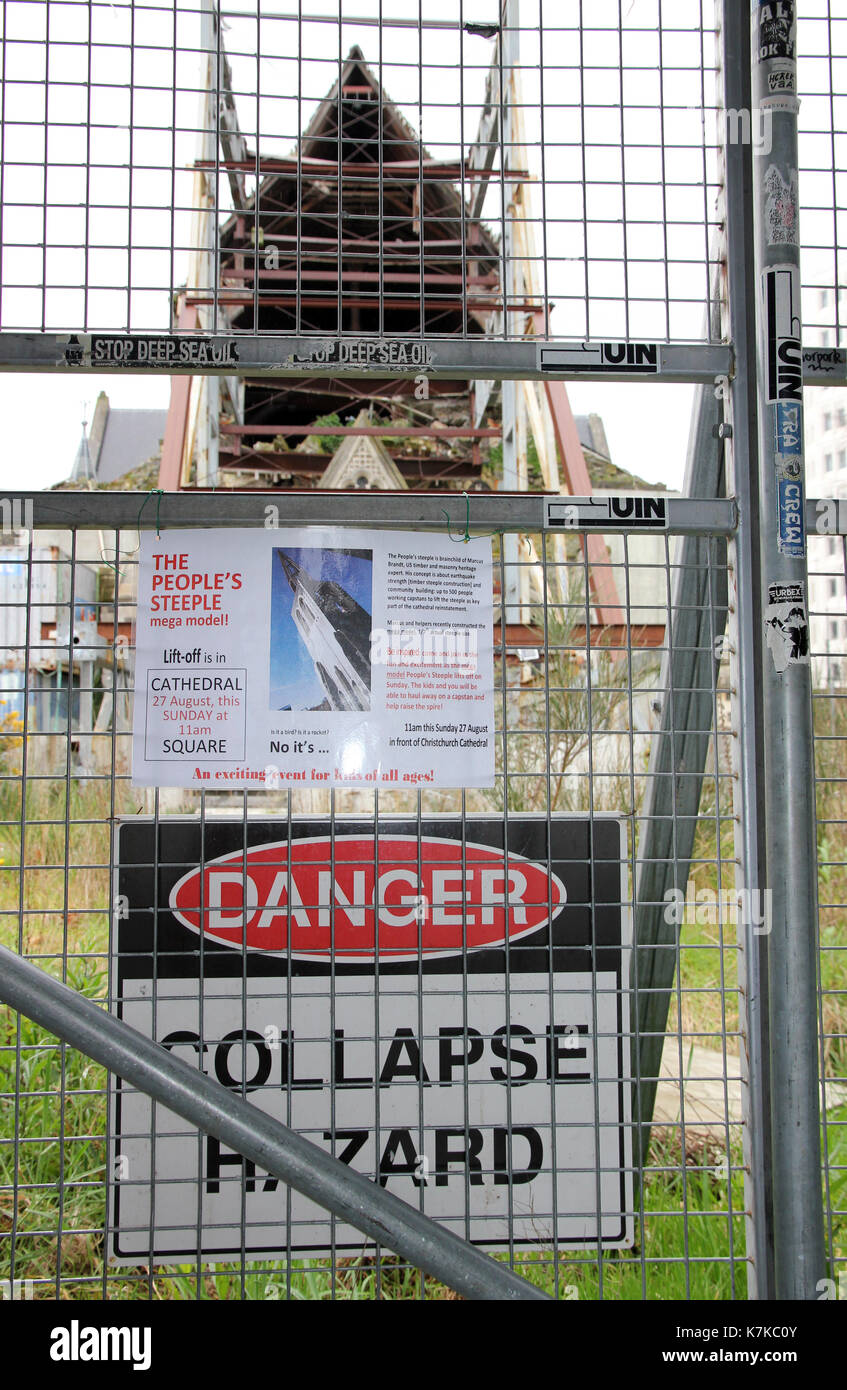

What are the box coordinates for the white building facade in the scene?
[805,287,847,686]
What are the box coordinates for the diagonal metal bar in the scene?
[0,943,549,1302]
[632,375,728,1169]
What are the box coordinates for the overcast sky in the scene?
[0,0,837,494]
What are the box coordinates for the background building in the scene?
[805,287,847,685]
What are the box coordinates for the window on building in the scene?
[839,450,846,471]
[831,621,839,641]
[826,453,833,472]
[839,409,847,428]
[830,579,838,597]
[824,413,832,431]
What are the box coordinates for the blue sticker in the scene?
[775,401,802,454]
[777,475,805,557]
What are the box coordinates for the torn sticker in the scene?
[774,400,802,454]
[776,474,805,558]
[755,3,796,64]
[760,94,800,115]
[775,454,802,481]
[61,334,91,368]
[765,581,810,673]
[764,165,798,245]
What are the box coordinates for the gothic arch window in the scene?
[334,666,357,705]
[315,662,344,709]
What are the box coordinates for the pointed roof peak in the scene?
[298,46,423,160]
[70,430,95,483]
[320,413,408,492]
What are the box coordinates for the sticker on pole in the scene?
[763,265,802,404]
[109,816,633,1261]
[546,496,667,530]
[62,334,241,368]
[775,469,805,558]
[537,342,659,375]
[288,339,435,371]
[763,165,798,247]
[753,2,796,65]
[774,401,802,455]
[765,581,809,673]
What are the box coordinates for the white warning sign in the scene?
[110,816,633,1261]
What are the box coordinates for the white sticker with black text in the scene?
[537,343,659,375]
[546,496,667,530]
[765,581,809,673]
[763,265,802,403]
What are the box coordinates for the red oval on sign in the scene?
[169,835,566,962]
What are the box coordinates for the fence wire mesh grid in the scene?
[0,0,724,342]
[809,522,847,1303]
[0,0,842,1316]
[0,515,763,1301]
[0,0,840,347]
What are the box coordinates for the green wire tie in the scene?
[102,486,165,577]
[443,490,499,543]
[137,487,165,539]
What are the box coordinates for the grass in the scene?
[1,1001,753,1302]
[0,678,845,1300]
[814,690,847,1083]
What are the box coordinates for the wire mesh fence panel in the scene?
[0,501,760,1301]
[808,489,847,1298]
[797,0,846,349]
[0,0,842,1313]
[0,0,839,349]
[0,0,725,344]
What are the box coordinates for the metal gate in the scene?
[0,0,845,1302]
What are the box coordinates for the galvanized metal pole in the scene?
[719,0,774,1300]
[632,359,728,1158]
[0,944,549,1301]
[750,0,826,1299]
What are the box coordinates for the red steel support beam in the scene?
[543,377,625,627]
[220,423,500,438]
[195,157,529,181]
[158,302,198,491]
[235,234,474,250]
[186,294,539,312]
[219,268,499,287]
[238,378,463,398]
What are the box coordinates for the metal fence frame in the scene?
[0,0,844,1301]
[0,488,784,1301]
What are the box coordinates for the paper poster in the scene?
[132,527,494,789]
[765,580,810,673]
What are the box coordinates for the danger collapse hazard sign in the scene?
[110,816,632,1261]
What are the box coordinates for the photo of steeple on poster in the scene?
[270,547,373,712]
